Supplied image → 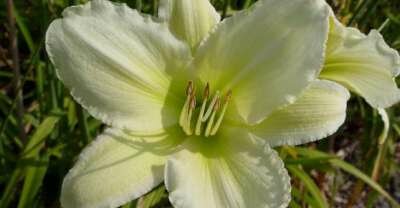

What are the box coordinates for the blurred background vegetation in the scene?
[0,0,399,207]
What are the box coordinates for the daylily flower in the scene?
[317,2,400,145]
[320,5,400,109]
[46,0,351,207]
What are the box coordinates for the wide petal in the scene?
[46,0,191,132]
[158,0,220,50]
[320,17,400,108]
[251,80,350,147]
[190,0,330,124]
[165,129,291,208]
[61,128,183,208]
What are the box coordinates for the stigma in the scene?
[179,81,231,137]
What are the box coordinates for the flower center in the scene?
[179,81,232,137]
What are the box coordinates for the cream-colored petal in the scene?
[321,16,400,108]
[46,0,191,132]
[158,0,220,50]
[61,128,183,208]
[165,128,291,208]
[190,0,330,124]
[252,80,350,147]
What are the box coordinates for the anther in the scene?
[186,80,193,96]
[225,90,232,103]
[203,83,210,99]
[214,99,220,111]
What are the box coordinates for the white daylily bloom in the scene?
[320,7,400,108]
[46,0,350,207]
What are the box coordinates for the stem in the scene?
[7,0,26,142]
[371,109,390,181]
[371,140,386,181]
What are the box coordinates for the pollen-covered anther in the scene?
[179,81,231,137]
[186,80,193,96]
[203,83,210,99]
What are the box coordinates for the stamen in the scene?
[205,99,220,137]
[202,91,220,122]
[194,83,210,135]
[180,81,195,133]
[183,96,196,135]
[211,90,232,136]
[179,82,231,137]
[179,94,190,127]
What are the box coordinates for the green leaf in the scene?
[22,116,60,158]
[13,5,35,53]
[17,155,49,208]
[0,168,23,208]
[290,186,320,208]
[16,116,59,208]
[136,185,166,208]
[284,156,334,166]
[121,201,136,208]
[289,200,302,208]
[287,165,328,208]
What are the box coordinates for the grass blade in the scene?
[137,186,166,208]
[287,165,328,208]
[17,155,49,208]
[13,5,35,53]
[0,168,23,208]
[22,116,60,158]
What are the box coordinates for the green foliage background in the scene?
[0,0,399,207]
